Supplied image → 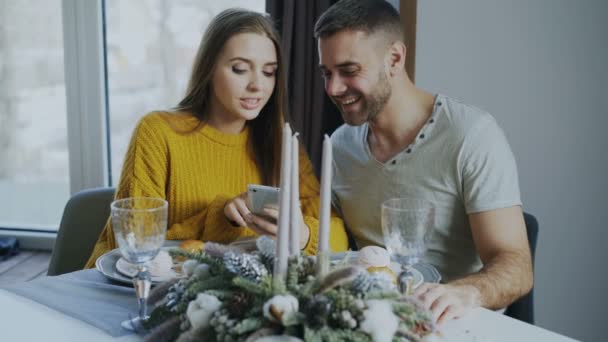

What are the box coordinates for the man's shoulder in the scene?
[440,95,498,138]
[331,123,366,149]
[330,123,369,165]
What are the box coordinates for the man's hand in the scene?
[412,207,533,325]
[414,282,481,325]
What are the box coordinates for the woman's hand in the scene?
[261,207,310,249]
[223,192,310,249]
[223,192,251,227]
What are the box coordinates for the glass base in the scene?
[121,316,148,331]
[398,268,416,295]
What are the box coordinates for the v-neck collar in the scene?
[362,94,444,168]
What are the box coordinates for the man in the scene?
[315,0,533,324]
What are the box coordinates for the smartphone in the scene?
[247,184,280,215]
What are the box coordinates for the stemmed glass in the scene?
[381,198,434,295]
[111,197,168,330]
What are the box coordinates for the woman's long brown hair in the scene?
[176,9,287,186]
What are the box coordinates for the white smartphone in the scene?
[247,184,280,215]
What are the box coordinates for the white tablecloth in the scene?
[0,289,138,341]
[0,288,578,342]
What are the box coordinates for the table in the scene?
[440,307,578,341]
[0,287,578,342]
[0,289,137,341]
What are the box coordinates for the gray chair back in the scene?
[47,187,115,276]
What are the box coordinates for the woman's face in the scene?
[209,32,278,130]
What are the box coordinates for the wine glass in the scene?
[111,197,168,330]
[381,198,434,295]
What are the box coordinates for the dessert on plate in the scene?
[115,249,179,280]
[179,239,205,253]
[147,250,175,278]
[357,245,397,282]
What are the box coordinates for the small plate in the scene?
[115,250,182,282]
[95,245,183,285]
[330,251,442,287]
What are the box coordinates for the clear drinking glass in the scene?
[381,198,434,295]
[111,197,168,330]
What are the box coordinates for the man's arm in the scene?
[414,206,533,324]
[452,205,533,308]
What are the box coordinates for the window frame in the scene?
[0,0,108,248]
[63,0,109,193]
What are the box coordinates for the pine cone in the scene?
[350,272,396,294]
[225,291,254,319]
[303,295,331,327]
[164,279,188,312]
[296,255,316,283]
[255,236,276,272]
[223,252,268,282]
[258,251,275,273]
[255,235,276,256]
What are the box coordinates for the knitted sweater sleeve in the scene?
[84,115,169,268]
[298,147,349,254]
[161,194,257,245]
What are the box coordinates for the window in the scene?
[0,0,70,231]
[105,0,266,183]
[0,1,266,236]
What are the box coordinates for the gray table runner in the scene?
[2,270,139,337]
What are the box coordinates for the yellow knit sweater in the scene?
[84,112,348,268]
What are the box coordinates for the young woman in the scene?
[85,9,348,268]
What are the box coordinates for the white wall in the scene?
[416,1,608,341]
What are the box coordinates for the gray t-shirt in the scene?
[331,94,522,281]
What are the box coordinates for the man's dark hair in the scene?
[314,0,403,40]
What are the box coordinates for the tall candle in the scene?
[317,135,332,276]
[289,134,300,256]
[274,123,291,281]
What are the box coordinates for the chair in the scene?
[504,212,538,324]
[47,187,115,276]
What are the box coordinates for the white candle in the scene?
[317,135,332,276]
[274,123,291,280]
[289,134,300,256]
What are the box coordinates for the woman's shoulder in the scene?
[137,110,197,126]
[136,111,201,133]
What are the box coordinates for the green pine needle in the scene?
[232,317,263,335]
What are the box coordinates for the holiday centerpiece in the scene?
[142,125,436,341]
[143,238,434,342]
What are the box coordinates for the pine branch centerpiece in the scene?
[143,238,435,342]
[143,126,434,341]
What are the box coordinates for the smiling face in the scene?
[319,30,392,126]
[209,32,278,129]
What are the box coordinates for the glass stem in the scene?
[138,298,147,321]
[399,264,415,295]
[133,265,151,321]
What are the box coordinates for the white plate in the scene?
[95,244,183,285]
[115,250,182,282]
[330,251,442,288]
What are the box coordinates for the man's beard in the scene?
[337,71,392,126]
